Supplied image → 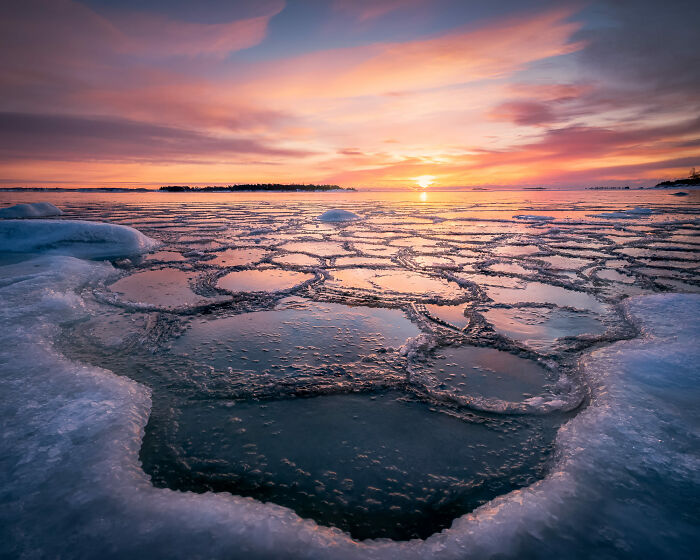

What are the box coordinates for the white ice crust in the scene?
[318,209,362,222]
[0,202,63,218]
[1,219,698,558]
[0,219,159,257]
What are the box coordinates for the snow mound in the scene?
[0,202,63,218]
[318,209,361,222]
[512,214,555,222]
[0,219,159,258]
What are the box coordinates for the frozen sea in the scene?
[1,189,699,559]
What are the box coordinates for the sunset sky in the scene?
[1,0,699,189]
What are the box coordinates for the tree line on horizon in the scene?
[159,184,350,192]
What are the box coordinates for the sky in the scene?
[1,0,699,189]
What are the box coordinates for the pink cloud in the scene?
[241,9,583,99]
[489,101,559,126]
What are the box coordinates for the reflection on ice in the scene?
[108,268,210,308]
[217,268,314,293]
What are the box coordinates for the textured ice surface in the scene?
[0,201,63,218]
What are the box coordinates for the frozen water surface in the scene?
[141,391,556,541]
[1,190,699,557]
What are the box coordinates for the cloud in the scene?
[0,0,282,61]
[489,101,559,126]
[332,0,423,22]
[0,112,314,163]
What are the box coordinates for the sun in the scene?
[415,175,435,189]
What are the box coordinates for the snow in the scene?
[0,201,63,218]
[0,219,159,258]
[318,209,362,222]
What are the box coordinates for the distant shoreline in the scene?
[0,185,355,193]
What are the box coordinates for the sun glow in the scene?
[415,175,435,189]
